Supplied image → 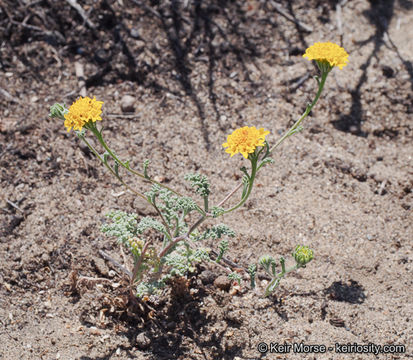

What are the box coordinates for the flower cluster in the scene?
[222,126,270,159]
[64,96,104,132]
[303,41,349,70]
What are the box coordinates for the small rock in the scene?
[135,332,151,349]
[130,28,140,38]
[190,288,199,296]
[199,270,216,285]
[94,49,111,64]
[214,275,231,291]
[120,95,136,113]
[153,175,166,183]
[41,253,50,264]
[93,258,108,276]
[225,310,243,325]
[135,40,145,48]
[133,196,157,216]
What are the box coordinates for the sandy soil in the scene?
[0,0,412,359]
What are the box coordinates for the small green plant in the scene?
[258,246,314,296]
[50,42,348,297]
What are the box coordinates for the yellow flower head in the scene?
[303,42,349,70]
[223,126,270,159]
[64,96,104,132]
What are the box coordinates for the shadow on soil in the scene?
[332,0,413,137]
[324,280,367,304]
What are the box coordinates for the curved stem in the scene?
[89,126,183,197]
[152,197,172,240]
[80,136,148,202]
[264,264,301,297]
[269,71,329,154]
[222,157,258,214]
[216,182,243,208]
[81,136,175,240]
[158,212,208,259]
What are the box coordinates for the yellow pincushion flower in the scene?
[303,42,349,70]
[223,126,270,159]
[64,96,104,132]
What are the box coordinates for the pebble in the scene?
[214,275,231,291]
[199,270,216,285]
[93,258,108,276]
[120,95,136,113]
[133,196,157,216]
[135,332,151,349]
[225,310,243,325]
[153,175,166,183]
[130,28,140,38]
[41,253,50,263]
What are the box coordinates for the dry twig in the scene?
[0,88,20,103]
[65,0,96,29]
[98,250,133,278]
[74,61,87,97]
[6,199,25,214]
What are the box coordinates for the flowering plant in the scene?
[50,42,348,298]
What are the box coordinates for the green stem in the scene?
[203,196,209,213]
[158,213,208,259]
[89,125,183,197]
[151,197,172,240]
[264,264,301,297]
[269,71,329,154]
[80,135,148,202]
[222,156,258,214]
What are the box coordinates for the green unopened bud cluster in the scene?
[293,245,314,266]
[49,103,68,120]
[257,245,314,296]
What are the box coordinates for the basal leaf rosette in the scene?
[64,96,104,132]
[222,126,270,159]
[303,42,349,72]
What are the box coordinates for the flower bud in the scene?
[293,245,314,266]
[49,103,68,120]
[259,254,277,275]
